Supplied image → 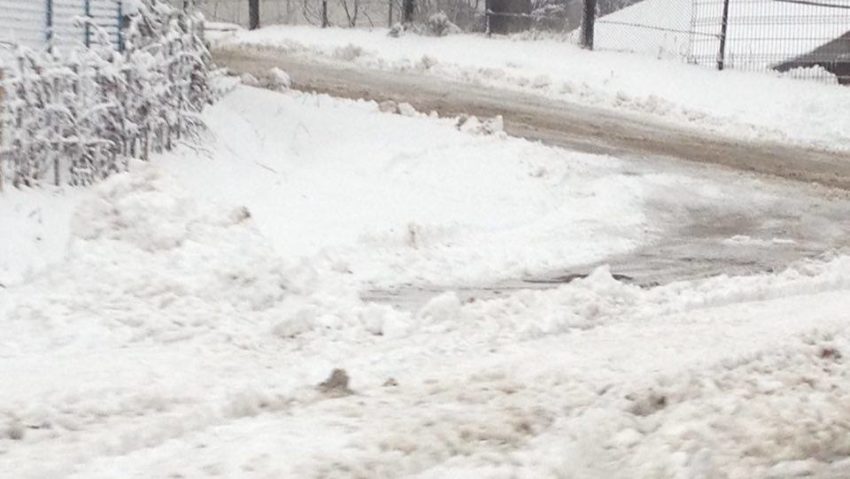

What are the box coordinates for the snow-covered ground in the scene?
[4,84,850,477]
[214,26,850,150]
[0,86,654,288]
[159,86,655,289]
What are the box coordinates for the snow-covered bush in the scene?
[425,12,462,36]
[426,12,463,36]
[388,22,407,38]
[387,13,461,38]
[0,0,213,189]
[265,67,292,90]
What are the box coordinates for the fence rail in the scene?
[0,0,123,53]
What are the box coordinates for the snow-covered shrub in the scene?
[456,115,505,135]
[425,12,462,36]
[388,22,407,38]
[0,0,213,189]
[265,67,292,91]
[240,72,262,87]
[388,13,461,38]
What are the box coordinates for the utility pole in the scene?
[249,0,260,30]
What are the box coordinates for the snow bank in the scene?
[433,256,850,341]
[219,26,850,150]
[11,253,849,478]
[1,163,412,353]
[160,86,649,289]
[0,188,81,286]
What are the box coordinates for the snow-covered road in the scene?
[3,84,850,478]
[212,46,850,191]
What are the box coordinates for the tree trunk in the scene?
[402,0,414,24]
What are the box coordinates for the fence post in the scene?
[84,0,92,47]
[117,1,125,52]
[485,0,491,36]
[580,0,596,50]
[322,0,329,27]
[249,0,260,30]
[46,0,54,45]
[717,0,730,70]
[388,0,393,27]
[0,69,4,193]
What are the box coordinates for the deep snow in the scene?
[157,86,652,289]
[3,84,850,477]
[3,157,850,478]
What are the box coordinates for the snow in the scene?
[3,172,850,476]
[0,84,632,288]
[157,86,650,289]
[217,26,850,150]
[0,187,82,286]
[204,21,245,32]
[4,84,850,476]
[591,0,695,59]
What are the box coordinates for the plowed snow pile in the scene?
[2,162,850,478]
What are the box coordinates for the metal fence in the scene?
[584,0,850,83]
[203,0,849,83]
[0,0,123,54]
[0,2,211,190]
[690,0,850,82]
